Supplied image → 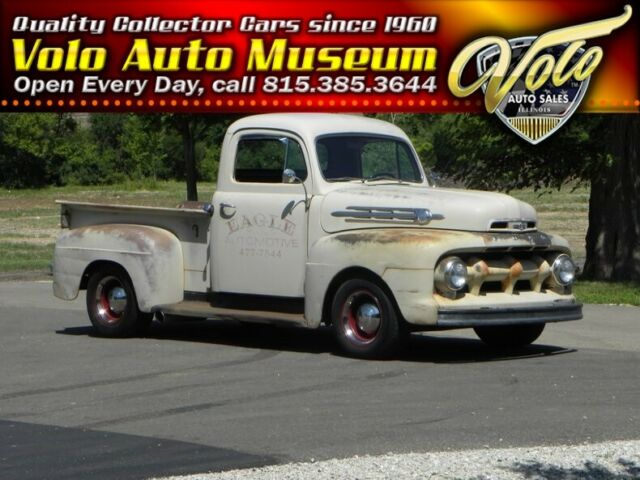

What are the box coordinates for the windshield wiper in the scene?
[328,176,361,182]
[363,175,409,184]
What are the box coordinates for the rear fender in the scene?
[53,224,183,312]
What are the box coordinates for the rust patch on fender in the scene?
[332,229,465,246]
[68,224,176,252]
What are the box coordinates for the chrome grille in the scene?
[465,255,552,295]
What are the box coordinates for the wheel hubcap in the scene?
[95,276,128,325]
[107,287,127,315]
[356,303,381,336]
[341,290,382,344]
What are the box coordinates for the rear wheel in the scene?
[332,278,402,358]
[474,323,545,348]
[86,265,153,337]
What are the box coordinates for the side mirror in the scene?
[282,168,300,184]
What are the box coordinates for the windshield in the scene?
[316,135,423,183]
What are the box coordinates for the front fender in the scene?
[305,228,572,327]
[305,229,460,327]
[53,224,183,312]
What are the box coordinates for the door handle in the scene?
[219,203,236,219]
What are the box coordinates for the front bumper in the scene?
[437,302,583,327]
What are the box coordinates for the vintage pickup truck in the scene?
[53,113,582,357]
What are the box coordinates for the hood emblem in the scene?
[511,221,527,231]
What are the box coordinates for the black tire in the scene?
[86,265,153,337]
[331,278,402,358]
[473,323,545,348]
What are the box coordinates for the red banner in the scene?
[0,0,637,113]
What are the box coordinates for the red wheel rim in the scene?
[340,289,382,345]
[94,276,128,326]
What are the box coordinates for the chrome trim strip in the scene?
[332,206,444,225]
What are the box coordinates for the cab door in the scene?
[211,130,310,297]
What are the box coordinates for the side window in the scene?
[235,136,307,183]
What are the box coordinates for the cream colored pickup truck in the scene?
[53,113,582,357]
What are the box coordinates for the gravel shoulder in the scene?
[152,440,640,480]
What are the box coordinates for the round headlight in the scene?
[552,254,577,286]
[435,256,468,295]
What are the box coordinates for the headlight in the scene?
[551,254,577,286]
[435,256,468,296]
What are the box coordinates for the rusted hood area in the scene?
[310,227,568,271]
[327,228,563,250]
[320,185,537,234]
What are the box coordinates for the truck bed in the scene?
[58,200,210,228]
[58,201,212,292]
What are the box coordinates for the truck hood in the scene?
[320,184,537,233]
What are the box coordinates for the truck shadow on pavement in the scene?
[58,319,576,363]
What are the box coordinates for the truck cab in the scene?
[53,113,582,357]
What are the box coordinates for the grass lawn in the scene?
[573,281,640,307]
[510,185,589,263]
[0,181,215,273]
[0,180,586,262]
[1,180,637,306]
[0,242,55,273]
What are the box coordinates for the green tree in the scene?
[0,113,235,190]
[139,114,237,200]
[431,113,639,281]
[0,113,76,188]
[583,115,639,280]
[120,115,166,181]
[369,113,437,167]
[57,127,112,185]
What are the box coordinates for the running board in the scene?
[156,300,306,326]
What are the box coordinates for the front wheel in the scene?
[86,265,153,337]
[332,278,403,358]
[473,323,545,348]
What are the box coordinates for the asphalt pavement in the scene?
[1,281,638,479]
